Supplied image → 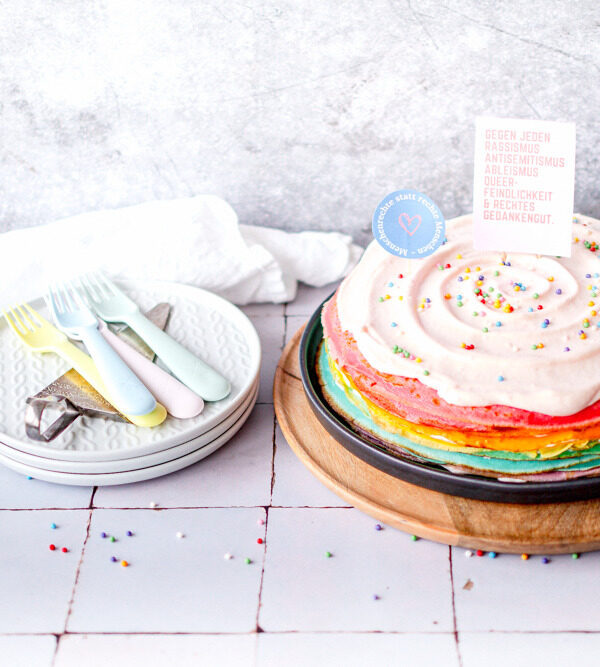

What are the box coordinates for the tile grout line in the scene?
[448,546,463,667]
[254,505,269,634]
[61,507,94,636]
[48,634,60,667]
[50,495,95,666]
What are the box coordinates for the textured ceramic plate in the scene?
[0,280,261,462]
[0,387,257,486]
[300,300,600,504]
[0,381,257,474]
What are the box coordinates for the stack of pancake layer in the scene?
[319,215,600,482]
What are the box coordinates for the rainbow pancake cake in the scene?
[319,214,600,482]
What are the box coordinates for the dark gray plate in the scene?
[299,299,600,504]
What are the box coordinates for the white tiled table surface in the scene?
[3,283,600,666]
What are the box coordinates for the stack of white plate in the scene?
[0,280,260,485]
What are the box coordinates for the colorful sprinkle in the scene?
[498,376,504,382]
[176,532,184,539]
[556,289,562,295]
[101,532,107,539]
[325,551,332,558]
[50,523,57,530]
[572,553,580,559]
[521,553,529,560]
[465,550,473,558]
[476,549,484,557]
[61,547,68,553]
[373,594,380,601]
[126,531,133,537]
[49,544,56,551]
[488,552,497,559]
[121,560,129,567]
[257,538,264,544]
[542,557,550,564]
[411,535,419,541]
[110,536,116,543]
[374,524,382,531]
[111,556,117,562]
[224,553,233,560]
[245,558,252,564]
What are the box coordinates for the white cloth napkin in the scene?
[0,195,362,306]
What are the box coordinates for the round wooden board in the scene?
[273,326,600,554]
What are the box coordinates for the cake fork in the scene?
[80,273,231,402]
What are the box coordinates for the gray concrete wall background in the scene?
[1,0,598,245]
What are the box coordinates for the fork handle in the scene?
[124,311,231,401]
[77,325,157,416]
[52,339,166,427]
[99,323,205,418]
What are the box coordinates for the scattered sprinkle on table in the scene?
[411,535,419,541]
[101,532,107,539]
[50,523,57,530]
[257,538,263,544]
[372,594,380,601]
[521,553,529,560]
[257,519,264,526]
[121,560,129,567]
[465,550,473,558]
[224,553,233,560]
[325,551,333,558]
[111,556,117,562]
[476,549,484,557]
[49,544,56,551]
[110,536,116,543]
[542,557,550,564]
[176,532,184,539]
[62,547,68,553]
[126,531,133,537]
[149,502,157,508]
[488,552,497,558]
[572,553,580,559]
[374,524,382,531]
[245,558,252,565]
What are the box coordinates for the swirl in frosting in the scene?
[337,214,600,416]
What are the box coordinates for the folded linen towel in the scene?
[0,195,362,306]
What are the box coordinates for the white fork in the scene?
[47,282,159,417]
[81,274,231,402]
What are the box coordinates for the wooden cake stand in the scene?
[273,327,600,554]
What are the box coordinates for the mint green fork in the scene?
[2,304,167,428]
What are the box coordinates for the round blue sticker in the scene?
[372,190,445,258]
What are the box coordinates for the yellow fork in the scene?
[2,304,166,428]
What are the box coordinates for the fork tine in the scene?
[61,283,76,311]
[86,273,110,300]
[69,281,89,311]
[79,274,96,301]
[95,272,119,296]
[48,285,64,315]
[16,304,36,330]
[24,303,47,327]
[4,306,26,335]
